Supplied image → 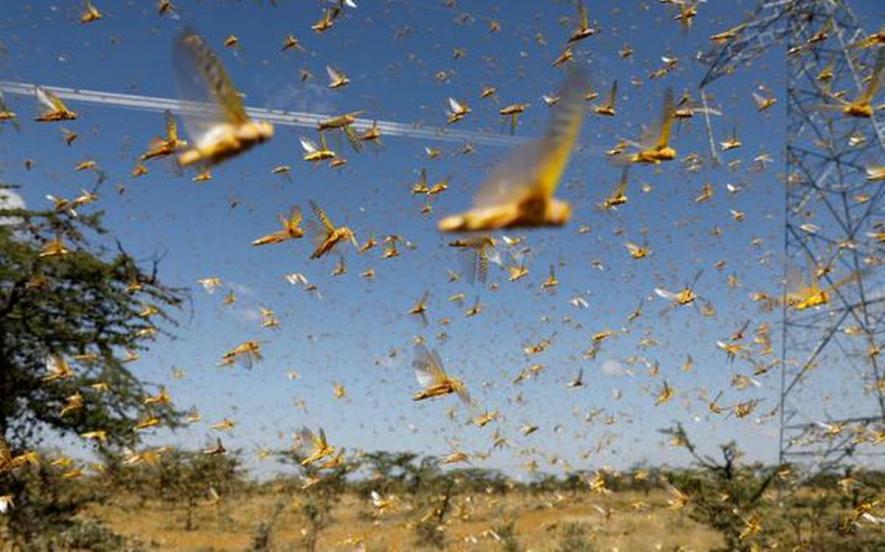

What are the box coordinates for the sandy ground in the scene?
[85,490,723,551]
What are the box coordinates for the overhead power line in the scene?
[0,80,526,148]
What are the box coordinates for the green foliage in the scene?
[528,472,562,494]
[278,449,354,551]
[555,522,597,552]
[129,447,241,531]
[0,195,184,543]
[774,469,884,551]
[413,517,447,550]
[2,443,882,549]
[660,423,883,552]
[248,496,287,551]
[360,450,419,494]
[341,450,514,550]
[615,464,664,495]
[0,202,184,447]
[0,460,141,551]
[334,449,512,498]
[48,519,141,552]
[493,519,522,552]
[411,470,454,550]
[662,424,778,551]
[448,467,511,494]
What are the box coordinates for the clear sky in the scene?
[0,0,881,479]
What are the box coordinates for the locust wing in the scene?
[0,436,11,470]
[283,206,303,230]
[459,248,488,285]
[173,29,249,147]
[473,69,586,209]
[309,200,336,233]
[605,80,618,108]
[648,88,675,150]
[35,86,68,114]
[165,109,180,142]
[0,91,19,131]
[236,351,254,370]
[578,0,589,29]
[455,383,472,406]
[413,344,447,387]
[300,136,318,154]
[296,426,316,453]
[654,288,677,301]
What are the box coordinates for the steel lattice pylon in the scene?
[700,0,884,471]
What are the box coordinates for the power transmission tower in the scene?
[699,0,884,472]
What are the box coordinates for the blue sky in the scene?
[0,0,881,478]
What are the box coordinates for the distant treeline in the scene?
[3,445,883,551]
[30,445,885,496]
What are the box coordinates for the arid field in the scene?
[1,448,883,551]
[85,490,722,551]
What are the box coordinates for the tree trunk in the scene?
[186,501,195,531]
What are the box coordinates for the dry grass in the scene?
[84,489,723,551]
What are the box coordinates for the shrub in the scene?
[555,522,597,552]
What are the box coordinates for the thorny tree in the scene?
[662,423,779,552]
[0,185,184,538]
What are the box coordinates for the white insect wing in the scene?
[173,34,232,151]
[300,137,318,153]
[654,288,676,300]
[296,427,315,452]
[45,354,60,373]
[414,365,434,388]
[35,86,54,110]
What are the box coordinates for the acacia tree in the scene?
[150,448,242,531]
[0,185,184,539]
[278,448,356,552]
[361,450,419,494]
[661,423,779,552]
